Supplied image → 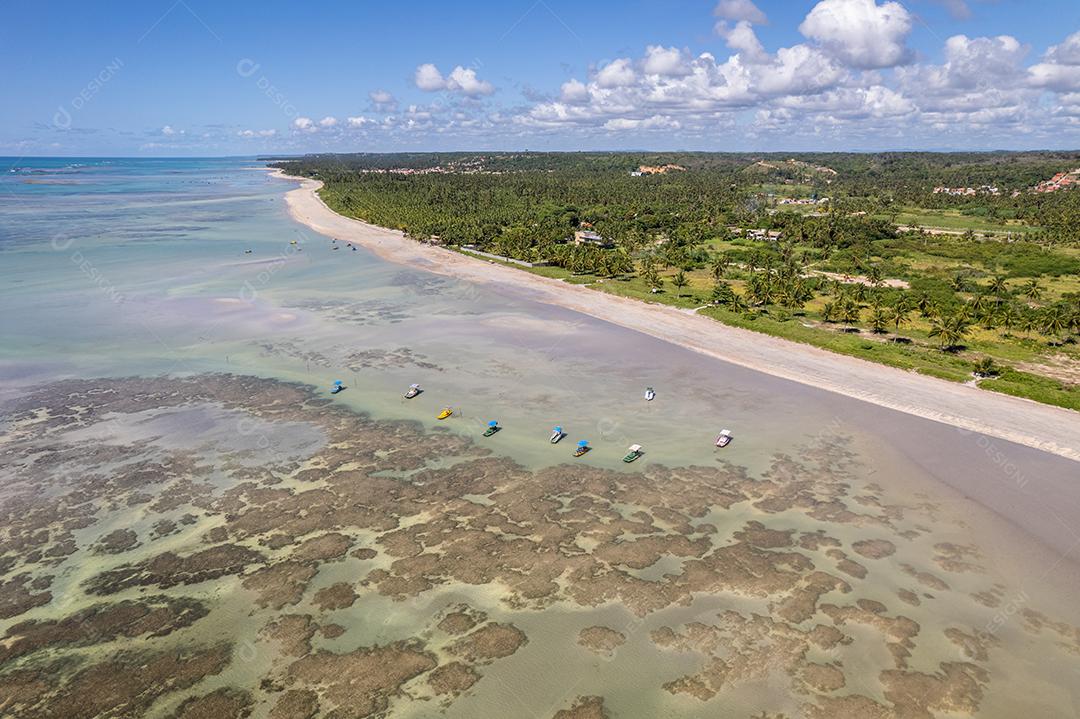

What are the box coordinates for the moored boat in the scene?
[483,420,501,437]
[623,444,643,462]
[715,429,733,448]
[644,387,655,401]
[437,407,453,420]
[330,380,345,395]
[550,425,565,443]
[574,440,590,457]
[404,383,422,399]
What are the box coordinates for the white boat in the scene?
[404,383,421,399]
[550,426,565,444]
[644,387,655,401]
[715,429,733,448]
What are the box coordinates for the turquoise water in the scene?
[3,158,1080,718]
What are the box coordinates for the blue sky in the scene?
[3,0,1080,154]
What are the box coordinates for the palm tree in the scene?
[949,273,967,293]
[822,301,838,323]
[888,305,910,333]
[997,304,1020,336]
[710,256,728,281]
[869,307,889,334]
[710,281,734,305]
[988,275,1009,297]
[1023,278,1043,301]
[724,293,749,314]
[1042,305,1070,343]
[928,315,971,351]
[671,271,689,296]
[840,300,862,325]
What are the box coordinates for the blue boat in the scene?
[550,425,565,443]
[574,440,590,457]
[330,379,345,395]
[483,420,501,437]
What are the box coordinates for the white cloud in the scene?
[717,20,768,64]
[161,125,181,136]
[596,58,636,87]
[415,63,446,91]
[292,117,315,132]
[415,63,494,96]
[604,115,681,131]
[319,116,338,128]
[714,0,766,24]
[560,78,590,104]
[1030,31,1080,92]
[369,89,397,110]
[347,115,374,127]
[642,46,692,76]
[238,129,276,138]
[800,0,913,69]
[1045,30,1080,66]
[446,66,495,96]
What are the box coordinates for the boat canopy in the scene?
[488,420,499,427]
[628,444,642,452]
[719,429,732,436]
[553,425,563,432]
[333,380,343,385]
[410,383,420,389]
[577,440,589,447]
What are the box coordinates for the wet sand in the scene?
[274,171,1080,464]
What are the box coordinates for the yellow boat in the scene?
[437,407,453,420]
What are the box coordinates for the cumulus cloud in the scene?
[642,46,692,76]
[238,129,276,138]
[560,78,590,104]
[161,125,181,136]
[717,20,768,63]
[596,58,636,87]
[446,66,494,96]
[369,89,397,110]
[318,116,338,128]
[1030,30,1080,92]
[347,115,374,127]
[714,0,766,24]
[292,117,315,132]
[800,0,913,69]
[415,63,494,96]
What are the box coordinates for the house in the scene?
[573,230,614,248]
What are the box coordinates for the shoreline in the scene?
[272,169,1080,463]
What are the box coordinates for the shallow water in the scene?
[1,158,1079,718]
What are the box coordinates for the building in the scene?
[572,230,615,248]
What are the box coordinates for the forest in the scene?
[271,151,1080,410]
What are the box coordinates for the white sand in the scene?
[274,170,1080,463]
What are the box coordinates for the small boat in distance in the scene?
[550,425,565,443]
[623,444,643,463]
[330,380,345,395]
[483,420,501,437]
[644,387,656,401]
[715,429,733,448]
[574,440,590,457]
[404,384,422,399]
[437,407,453,420]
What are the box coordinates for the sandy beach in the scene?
[275,170,1080,463]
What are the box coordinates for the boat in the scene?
[623,444,643,463]
[289,239,297,245]
[330,380,345,395]
[483,420,501,437]
[644,387,656,401]
[550,425,565,444]
[404,383,422,399]
[437,407,453,420]
[574,440,590,457]
[715,429,733,448]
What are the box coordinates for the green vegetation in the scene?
[273,151,1080,411]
